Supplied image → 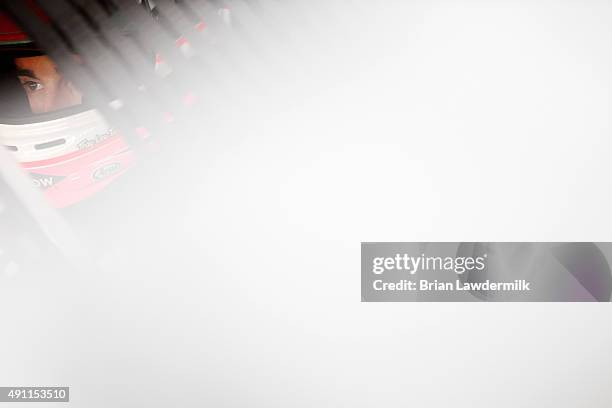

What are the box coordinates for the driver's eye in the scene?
[22,80,43,92]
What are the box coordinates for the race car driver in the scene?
[0,11,135,208]
[15,54,83,114]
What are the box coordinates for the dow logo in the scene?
[30,173,65,189]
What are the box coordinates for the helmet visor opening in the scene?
[0,45,87,123]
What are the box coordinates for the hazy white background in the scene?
[1,0,612,406]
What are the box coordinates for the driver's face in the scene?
[14,55,82,114]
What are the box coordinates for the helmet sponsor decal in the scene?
[76,128,115,151]
[29,173,65,189]
[92,162,121,181]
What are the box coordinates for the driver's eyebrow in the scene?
[16,69,39,80]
